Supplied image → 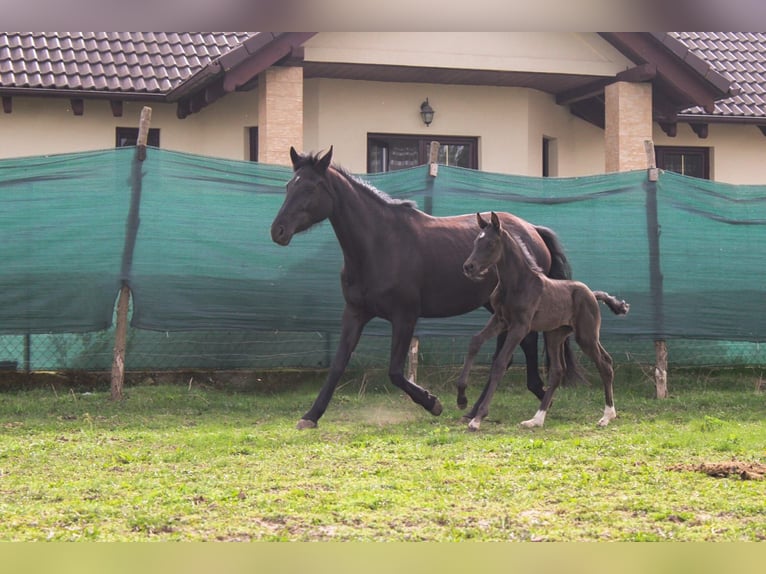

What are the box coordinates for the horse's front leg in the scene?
[297,304,371,429]
[521,328,568,428]
[388,314,442,416]
[468,325,528,431]
[456,314,505,410]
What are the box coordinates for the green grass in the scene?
[0,365,764,541]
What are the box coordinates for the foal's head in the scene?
[271,146,335,246]
[463,212,504,281]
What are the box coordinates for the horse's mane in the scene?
[508,231,544,275]
[298,151,417,209]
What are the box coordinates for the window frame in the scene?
[367,133,478,173]
[655,145,710,180]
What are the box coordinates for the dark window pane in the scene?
[655,146,709,180]
[367,134,477,173]
[115,127,160,148]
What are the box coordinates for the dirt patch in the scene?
[670,460,766,480]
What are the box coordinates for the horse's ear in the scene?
[317,146,333,174]
[490,211,501,232]
[290,146,301,170]
[477,212,489,229]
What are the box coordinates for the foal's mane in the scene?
[298,151,417,209]
[506,230,544,275]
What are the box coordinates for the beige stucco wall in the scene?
[0,92,259,161]
[304,78,605,176]
[653,122,766,184]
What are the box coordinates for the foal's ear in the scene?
[490,211,501,232]
[317,146,333,174]
[289,146,301,170]
[477,212,489,229]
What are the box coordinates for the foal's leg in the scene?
[521,328,569,428]
[297,304,372,429]
[388,313,442,416]
[456,314,505,410]
[461,328,538,422]
[468,325,528,431]
[576,333,617,427]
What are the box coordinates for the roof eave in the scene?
[172,32,317,118]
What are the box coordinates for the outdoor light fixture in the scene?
[420,98,435,126]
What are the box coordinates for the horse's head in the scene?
[270,146,335,246]
[463,212,503,280]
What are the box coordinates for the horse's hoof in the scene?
[520,419,541,428]
[457,398,468,410]
[429,397,443,416]
[296,419,318,430]
[467,419,481,432]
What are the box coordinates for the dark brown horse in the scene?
[458,212,629,430]
[270,147,575,429]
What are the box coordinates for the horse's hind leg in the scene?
[388,314,442,416]
[521,328,568,428]
[576,332,617,427]
[298,304,372,429]
[456,314,505,410]
[521,331,545,400]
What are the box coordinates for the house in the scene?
[1,32,764,184]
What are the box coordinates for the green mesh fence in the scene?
[0,147,765,372]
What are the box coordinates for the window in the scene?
[367,134,478,173]
[248,127,258,161]
[655,146,710,179]
[115,127,160,148]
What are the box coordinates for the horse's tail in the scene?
[593,291,630,316]
[535,225,585,385]
[535,225,572,281]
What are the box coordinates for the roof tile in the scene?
[0,32,253,95]
[671,32,766,118]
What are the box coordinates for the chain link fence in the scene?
[2,328,764,376]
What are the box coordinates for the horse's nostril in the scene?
[463,262,473,274]
[271,223,287,244]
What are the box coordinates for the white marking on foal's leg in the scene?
[468,418,481,432]
[597,405,617,427]
[520,410,546,428]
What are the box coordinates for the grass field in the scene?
[0,364,764,541]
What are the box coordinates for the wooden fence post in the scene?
[644,140,668,399]
[406,141,441,384]
[111,106,152,401]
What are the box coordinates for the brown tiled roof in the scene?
[672,32,766,118]
[0,32,254,94]
[0,32,762,121]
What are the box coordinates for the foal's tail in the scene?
[536,225,585,385]
[593,291,630,315]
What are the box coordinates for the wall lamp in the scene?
[420,98,435,126]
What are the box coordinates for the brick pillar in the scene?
[258,66,303,166]
[604,81,653,172]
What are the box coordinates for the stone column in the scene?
[604,81,653,172]
[258,66,303,166]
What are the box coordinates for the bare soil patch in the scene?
[670,460,766,480]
